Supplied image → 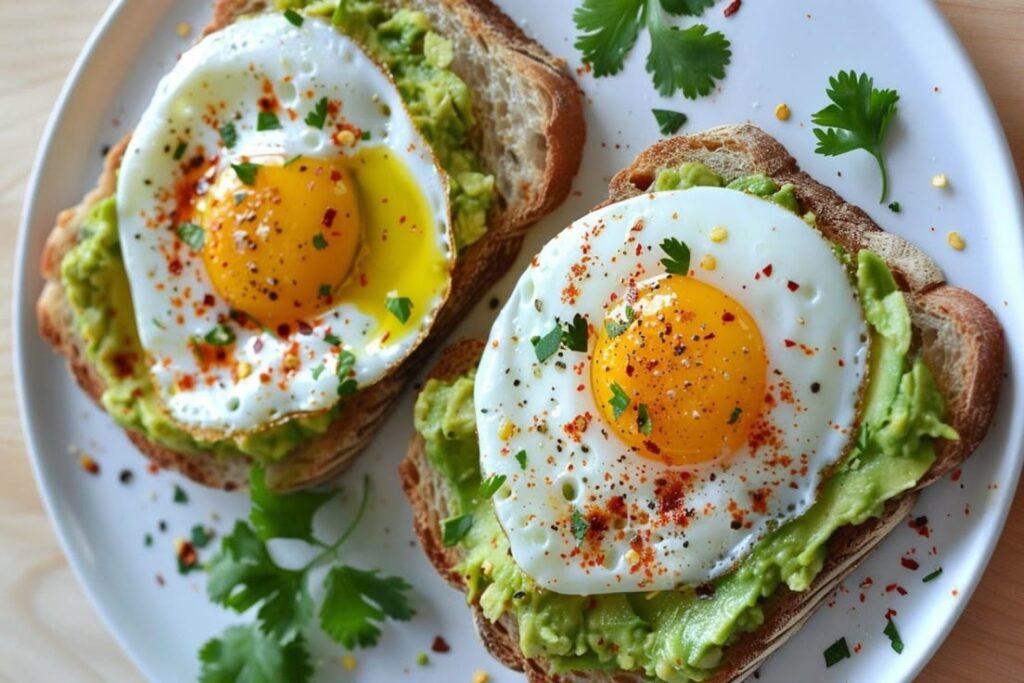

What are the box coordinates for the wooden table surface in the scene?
[1,1,1021,681]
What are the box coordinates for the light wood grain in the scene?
[0,1,1020,681]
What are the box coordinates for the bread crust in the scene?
[36,0,585,491]
[399,126,1006,681]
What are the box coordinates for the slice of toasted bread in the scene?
[399,125,1005,681]
[37,0,585,491]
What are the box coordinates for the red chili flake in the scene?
[853,642,863,654]
[784,339,797,348]
[762,264,773,277]
[909,515,931,538]
[721,311,736,322]
[277,323,291,338]
[859,592,866,603]
[787,280,800,292]
[723,0,741,17]
[79,454,100,475]
[330,170,342,183]
[885,607,898,620]
[169,259,183,276]
[359,272,368,287]
[860,577,874,589]
[885,583,908,596]
[431,636,450,653]
[644,440,662,455]
[203,294,216,307]
[297,321,313,336]
[253,338,264,353]
[322,208,337,228]
[148,462,161,475]
[901,557,920,571]
[155,573,166,586]
[951,468,962,481]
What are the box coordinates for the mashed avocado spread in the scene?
[61,3,496,462]
[413,165,956,682]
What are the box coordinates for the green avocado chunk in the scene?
[60,1,497,463]
[413,244,955,679]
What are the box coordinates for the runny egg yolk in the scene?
[591,275,768,465]
[200,158,361,329]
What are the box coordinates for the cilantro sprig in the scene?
[199,468,414,683]
[573,0,731,99]
[532,314,590,362]
[811,70,900,202]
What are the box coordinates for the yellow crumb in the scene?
[625,549,640,566]
[336,130,356,146]
[947,231,966,251]
[481,560,494,577]
[774,103,791,121]
[931,173,949,188]
[341,655,357,671]
[709,226,728,242]
[645,591,660,601]
[236,362,252,380]
[177,22,191,37]
[498,419,516,441]
[472,671,491,683]
[699,254,717,271]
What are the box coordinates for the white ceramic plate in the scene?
[14,1,1024,681]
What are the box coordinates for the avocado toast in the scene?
[37,0,585,492]
[400,124,1004,682]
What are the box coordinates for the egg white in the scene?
[116,14,451,436]
[475,188,869,594]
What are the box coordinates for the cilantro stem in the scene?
[875,152,890,203]
[301,475,371,572]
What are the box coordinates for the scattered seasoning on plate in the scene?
[155,573,166,587]
[176,539,200,574]
[190,525,214,548]
[883,617,904,654]
[431,636,451,653]
[774,103,791,121]
[823,637,850,668]
[416,653,429,666]
[908,515,930,537]
[472,671,490,683]
[119,469,134,485]
[341,655,357,671]
[922,567,943,583]
[724,0,742,17]
[900,557,919,571]
[79,454,100,475]
[158,520,168,533]
[173,485,189,504]
[144,533,153,547]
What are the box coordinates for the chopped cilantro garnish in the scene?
[441,514,473,547]
[204,324,236,346]
[311,364,326,380]
[318,284,332,298]
[173,485,189,504]
[812,70,900,202]
[653,108,688,135]
[638,403,653,435]
[883,618,904,654]
[385,295,413,324]
[660,237,691,275]
[532,324,563,363]
[226,397,239,412]
[823,637,850,668]
[478,474,507,499]
[922,567,943,583]
[257,111,282,132]
[283,8,304,26]
[604,306,636,338]
[571,508,589,545]
[312,233,328,250]
[324,332,341,346]
[888,201,902,213]
[232,162,261,186]
[172,141,188,161]
[176,222,204,250]
[561,313,589,352]
[305,97,329,130]
[336,350,357,397]
[514,450,528,470]
[609,382,630,419]
[728,406,742,424]
[219,122,238,149]
[361,130,372,141]
[144,533,153,547]
[191,525,214,549]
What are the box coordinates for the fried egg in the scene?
[116,14,452,437]
[475,188,869,594]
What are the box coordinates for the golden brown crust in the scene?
[400,125,1005,681]
[37,0,584,491]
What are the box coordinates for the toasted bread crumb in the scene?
[931,173,949,188]
[947,231,966,251]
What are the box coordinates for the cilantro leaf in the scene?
[478,474,507,499]
[441,514,473,547]
[219,122,238,150]
[609,382,630,419]
[922,567,943,583]
[571,508,589,545]
[532,324,562,363]
[232,162,261,186]
[336,350,357,397]
[312,233,328,250]
[305,97,329,130]
[283,8,304,26]
[638,403,653,435]
[561,313,589,352]
[883,618,904,654]
[811,70,900,202]
[177,222,204,250]
[728,406,742,424]
[319,566,414,649]
[573,0,645,77]
[659,0,714,15]
[604,306,636,338]
[173,141,188,161]
[646,19,730,99]
[660,237,691,275]
[514,449,528,470]
[204,325,236,346]
[206,522,312,642]
[888,201,902,213]
[199,625,312,683]
[823,637,851,668]
[249,466,334,543]
[653,108,688,135]
[385,295,413,324]
[257,111,282,132]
